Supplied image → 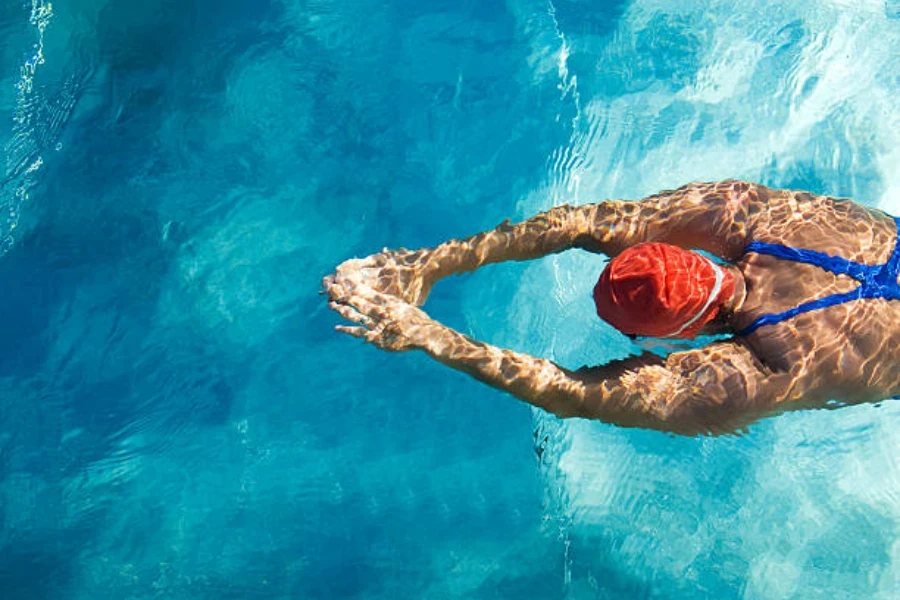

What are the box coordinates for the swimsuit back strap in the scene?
[738,289,865,336]
[743,241,871,281]
[881,216,900,279]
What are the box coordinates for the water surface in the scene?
[0,0,899,598]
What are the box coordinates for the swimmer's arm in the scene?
[331,180,772,303]
[329,287,594,416]
[421,180,771,281]
[327,204,599,306]
[425,326,789,435]
[415,319,596,419]
[420,203,600,281]
[329,286,791,434]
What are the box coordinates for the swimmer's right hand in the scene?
[327,289,436,353]
[324,248,437,306]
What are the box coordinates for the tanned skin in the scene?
[323,180,900,436]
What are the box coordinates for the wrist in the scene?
[418,320,453,356]
[421,244,465,283]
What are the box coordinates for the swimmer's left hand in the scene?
[324,248,437,306]
[327,287,436,352]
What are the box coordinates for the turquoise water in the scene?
[1,0,899,598]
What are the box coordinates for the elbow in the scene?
[547,402,588,420]
[571,391,731,436]
[646,399,753,437]
[531,388,589,420]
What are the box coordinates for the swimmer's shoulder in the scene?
[733,184,893,242]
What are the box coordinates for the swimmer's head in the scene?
[593,242,736,339]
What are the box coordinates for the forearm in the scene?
[421,180,770,279]
[415,321,686,429]
[422,204,599,281]
[416,320,589,418]
[415,321,780,435]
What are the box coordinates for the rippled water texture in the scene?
[1,0,899,598]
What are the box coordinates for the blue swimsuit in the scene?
[738,217,900,337]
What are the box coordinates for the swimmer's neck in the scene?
[724,265,747,315]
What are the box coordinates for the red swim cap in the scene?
[593,243,735,339]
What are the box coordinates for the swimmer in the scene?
[323,181,900,435]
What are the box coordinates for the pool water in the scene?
[1,0,899,598]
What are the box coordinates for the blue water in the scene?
[1,0,899,598]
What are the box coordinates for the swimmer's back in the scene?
[735,190,900,404]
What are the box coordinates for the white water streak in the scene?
[3,0,54,254]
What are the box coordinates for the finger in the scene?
[336,325,386,348]
[326,280,355,303]
[338,287,392,314]
[320,274,337,296]
[342,293,393,321]
[329,301,374,327]
[336,325,368,338]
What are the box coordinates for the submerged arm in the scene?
[328,286,792,436]
[427,180,774,278]
[422,203,599,280]
[326,180,774,305]
[425,331,791,435]
[410,181,774,292]
[324,203,599,306]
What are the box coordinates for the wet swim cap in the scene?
[593,243,735,339]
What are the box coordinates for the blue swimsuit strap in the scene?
[882,217,900,282]
[738,216,900,336]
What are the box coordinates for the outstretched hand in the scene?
[324,276,437,352]
[325,248,437,307]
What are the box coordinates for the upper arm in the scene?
[582,180,777,260]
[574,340,792,435]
